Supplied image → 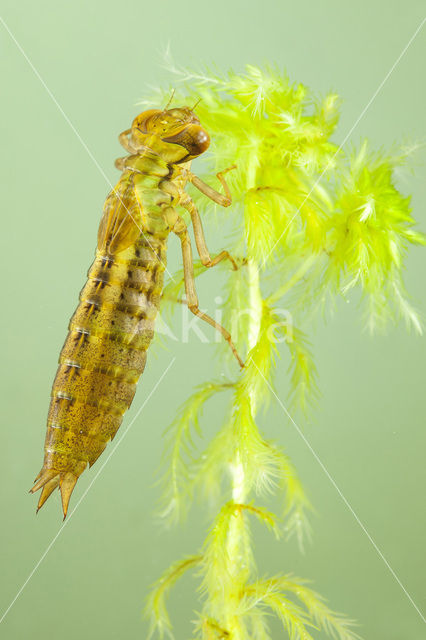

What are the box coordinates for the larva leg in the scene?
[180,194,238,271]
[114,156,127,171]
[161,291,185,305]
[118,128,133,152]
[115,129,138,169]
[171,214,244,368]
[189,165,237,207]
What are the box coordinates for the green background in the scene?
[1,1,425,638]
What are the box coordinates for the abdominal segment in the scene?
[31,235,167,517]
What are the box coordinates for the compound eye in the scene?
[191,127,210,154]
[163,125,210,156]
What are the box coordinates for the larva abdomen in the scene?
[31,235,167,516]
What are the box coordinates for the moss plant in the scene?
[144,66,424,639]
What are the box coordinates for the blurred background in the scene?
[0,1,425,638]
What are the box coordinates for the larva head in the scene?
[131,107,210,163]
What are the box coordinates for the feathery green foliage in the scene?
[145,65,423,639]
[146,555,203,638]
[159,381,234,523]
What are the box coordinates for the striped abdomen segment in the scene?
[31,235,167,515]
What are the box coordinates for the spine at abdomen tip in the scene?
[31,238,166,515]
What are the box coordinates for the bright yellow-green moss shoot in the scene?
[145,65,424,640]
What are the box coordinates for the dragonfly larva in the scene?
[31,103,243,518]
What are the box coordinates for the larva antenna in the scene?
[164,88,176,111]
[191,97,202,111]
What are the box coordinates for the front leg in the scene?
[115,129,138,170]
[189,165,237,207]
[118,128,136,153]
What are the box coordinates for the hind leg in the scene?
[167,212,244,368]
[179,194,238,271]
